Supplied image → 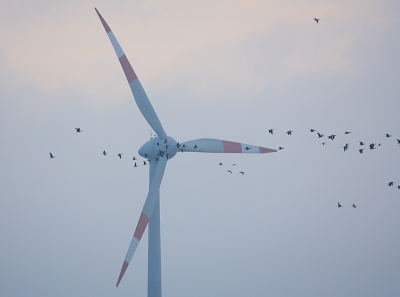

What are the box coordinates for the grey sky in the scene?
[1,0,400,296]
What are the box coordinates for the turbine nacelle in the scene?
[139,136,178,161]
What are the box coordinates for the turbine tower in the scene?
[95,8,276,297]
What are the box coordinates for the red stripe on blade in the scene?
[259,147,277,153]
[116,261,129,287]
[95,8,111,33]
[222,141,242,153]
[133,212,149,241]
[119,55,138,84]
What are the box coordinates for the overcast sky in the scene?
[1,0,400,296]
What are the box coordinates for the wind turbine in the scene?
[95,8,276,297]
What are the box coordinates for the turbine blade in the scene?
[95,8,166,138]
[180,138,276,153]
[116,157,168,287]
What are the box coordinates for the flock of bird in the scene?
[269,127,400,208]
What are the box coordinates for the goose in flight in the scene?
[352,204,357,209]
[388,182,395,186]
[337,202,342,208]
[117,153,123,159]
[317,132,324,138]
[359,141,365,146]
[358,149,364,154]
[287,130,293,135]
[134,163,138,167]
[227,170,232,174]
[75,127,82,132]
[328,135,336,140]
[239,172,244,175]
[278,147,284,150]
[314,18,320,23]
[49,152,55,158]
[102,150,107,156]
[386,134,392,138]
[369,143,376,150]
[310,129,316,132]
[268,129,274,134]
[344,131,351,134]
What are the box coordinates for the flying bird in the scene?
[143,161,147,165]
[358,149,364,154]
[194,145,198,149]
[386,134,392,138]
[239,172,244,175]
[314,18,320,23]
[278,146,284,150]
[397,139,400,144]
[132,157,137,160]
[359,141,365,146]
[117,153,123,159]
[322,142,326,145]
[310,129,316,132]
[352,204,357,209]
[369,143,376,150]
[337,202,342,208]
[219,163,223,166]
[287,130,293,135]
[344,131,351,134]
[328,134,336,140]
[268,129,274,134]
[245,146,251,150]
[103,150,107,156]
[75,127,82,132]
[317,132,324,138]
[397,186,400,189]
[233,164,237,166]
[227,170,232,174]
[134,163,138,167]
[49,152,55,158]
[343,143,349,151]
[388,182,394,186]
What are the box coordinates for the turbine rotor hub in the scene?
[138,136,178,161]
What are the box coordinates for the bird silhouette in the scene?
[314,18,320,23]
[102,150,107,156]
[317,132,324,138]
[344,131,351,134]
[322,142,326,145]
[49,152,55,158]
[369,143,376,150]
[310,129,316,132]
[143,161,147,165]
[352,204,357,209]
[359,141,365,146]
[239,172,244,175]
[343,144,349,151]
[278,146,284,150]
[219,163,223,166]
[117,153,123,159]
[134,162,138,167]
[287,130,293,135]
[268,129,274,134]
[245,147,251,150]
[337,202,342,208]
[328,135,336,140]
[75,127,82,132]
[388,182,394,186]
[233,164,237,166]
[132,157,136,160]
[386,134,392,138]
[358,149,364,154]
[397,139,400,144]
[398,186,400,189]
[227,170,232,174]
[194,145,198,149]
